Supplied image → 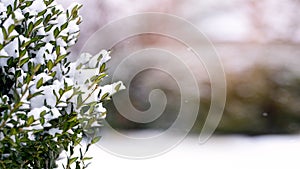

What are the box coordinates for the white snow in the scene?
[4,36,19,58]
[0,0,14,7]
[28,106,50,119]
[56,37,68,47]
[27,131,35,141]
[0,3,7,19]
[51,108,61,119]
[14,8,24,21]
[48,128,63,137]
[98,81,125,99]
[94,103,106,114]
[34,73,53,85]
[0,49,9,67]
[2,15,15,30]
[18,35,30,47]
[68,20,80,34]
[98,50,111,66]
[29,0,46,13]
[30,85,56,108]
[84,134,300,169]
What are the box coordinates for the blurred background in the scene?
[59,0,300,135]
[58,0,300,168]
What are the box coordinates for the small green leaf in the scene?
[25,1,33,7]
[55,46,60,55]
[0,55,8,58]
[34,64,41,73]
[40,117,45,125]
[55,54,67,64]
[27,116,34,125]
[28,22,34,34]
[34,18,43,28]
[69,157,78,165]
[7,5,12,14]
[54,27,59,38]
[77,94,82,106]
[47,60,54,70]
[8,25,15,34]
[37,9,47,17]
[101,92,109,101]
[67,115,77,122]
[2,27,8,39]
[44,14,51,24]
[91,136,101,144]
[76,63,83,70]
[22,40,31,48]
[61,22,68,30]
[83,157,93,161]
[99,63,106,73]
[44,24,54,32]
[20,57,29,67]
[59,88,64,96]
[19,49,27,58]
[27,91,44,100]
[49,71,56,77]
[36,78,43,89]
[114,83,121,91]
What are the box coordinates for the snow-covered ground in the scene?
[86,134,300,169]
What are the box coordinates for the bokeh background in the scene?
[57,0,300,168]
[59,0,300,135]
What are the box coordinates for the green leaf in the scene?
[114,83,121,91]
[34,64,41,72]
[21,40,31,48]
[97,73,107,81]
[7,5,12,14]
[55,54,67,64]
[44,14,52,24]
[2,27,8,39]
[61,22,68,30]
[47,60,54,70]
[55,46,60,55]
[101,92,109,101]
[99,63,106,73]
[91,136,101,144]
[44,24,54,32]
[25,1,33,7]
[8,25,15,34]
[54,27,59,38]
[28,22,34,34]
[36,78,43,89]
[40,117,45,125]
[77,94,82,106]
[83,157,93,161]
[67,116,77,122]
[19,49,27,58]
[0,55,8,58]
[49,71,56,77]
[80,106,90,114]
[59,88,64,96]
[37,9,47,17]
[27,91,44,100]
[69,157,78,165]
[19,57,29,67]
[76,63,83,70]
[27,116,34,125]
[34,18,43,28]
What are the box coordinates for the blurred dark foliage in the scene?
[105,64,300,135]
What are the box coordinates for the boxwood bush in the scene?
[0,0,124,168]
